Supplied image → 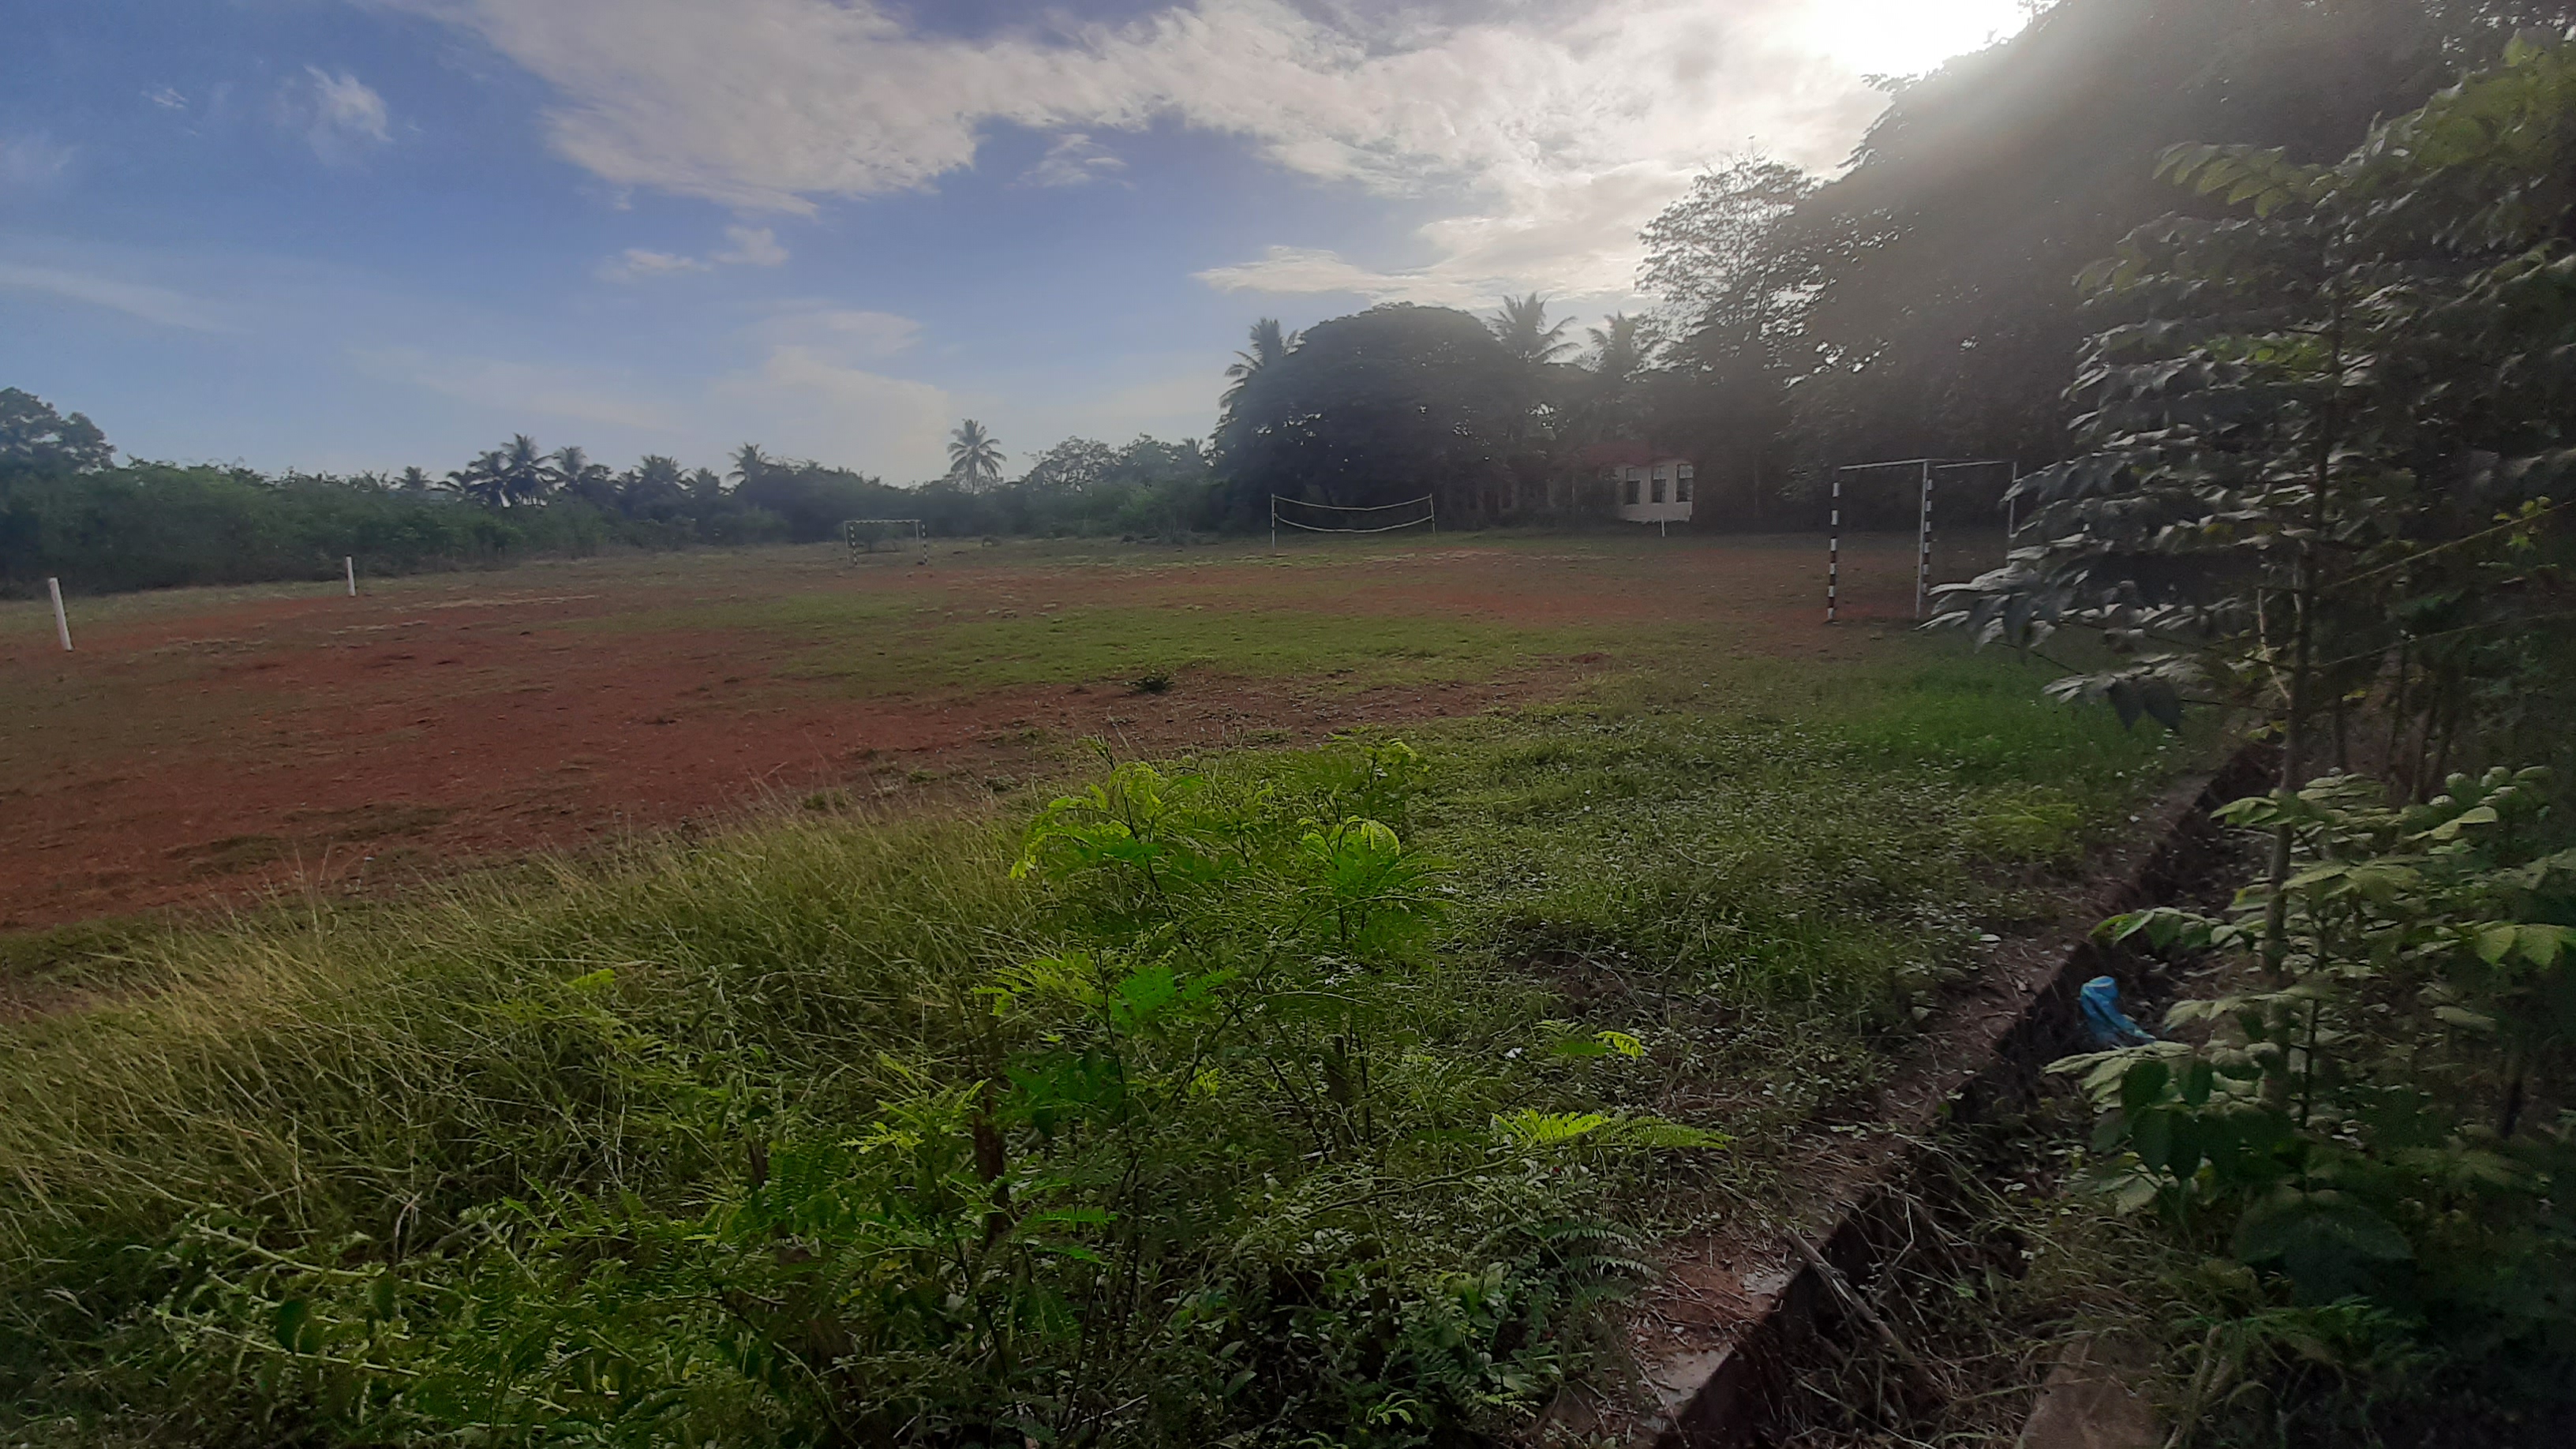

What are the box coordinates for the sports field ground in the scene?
[2,532,1949,929]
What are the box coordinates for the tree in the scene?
[1216,304,1519,525]
[1634,158,1819,522]
[1221,319,1298,421]
[728,444,770,491]
[552,446,619,508]
[1941,39,2576,1118]
[0,388,113,474]
[620,455,690,519]
[1486,294,1574,368]
[1020,438,1116,496]
[395,466,435,495]
[947,420,1005,492]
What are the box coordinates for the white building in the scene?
[1586,444,1694,524]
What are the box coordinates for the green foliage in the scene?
[0,739,1732,1447]
[2060,767,2576,1398]
[1938,40,2576,777]
[0,639,2183,1446]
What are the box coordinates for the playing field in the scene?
[1,532,1935,929]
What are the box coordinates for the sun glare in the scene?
[1797,0,2035,77]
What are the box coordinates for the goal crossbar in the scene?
[1269,493,1438,550]
[843,517,928,562]
[1826,458,2015,624]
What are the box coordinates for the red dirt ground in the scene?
[2,534,1926,930]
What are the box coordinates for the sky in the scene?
[0,0,2035,482]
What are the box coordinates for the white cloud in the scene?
[0,260,231,331]
[0,133,75,191]
[748,305,921,359]
[290,66,392,164]
[1194,245,1480,307]
[354,346,676,431]
[599,224,791,282]
[597,248,710,281]
[712,345,953,476]
[1021,133,1126,188]
[713,224,789,266]
[144,86,189,111]
[403,0,2026,308]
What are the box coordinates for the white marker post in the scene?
[47,577,71,651]
[346,556,358,597]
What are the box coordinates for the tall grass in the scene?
[0,642,2192,1446]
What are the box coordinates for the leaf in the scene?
[2232,1189,2413,1282]
[273,1298,318,1355]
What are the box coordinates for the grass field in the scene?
[1,529,2178,1447]
[0,532,1974,932]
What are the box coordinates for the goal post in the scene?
[1268,493,1439,552]
[1825,458,2016,624]
[843,517,927,563]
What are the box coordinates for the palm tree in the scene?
[728,443,770,489]
[946,419,1005,491]
[1222,318,1297,414]
[1488,294,1575,367]
[489,434,555,507]
[553,445,618,507]
[395,466,434,494]
[621,454,688,518]
[446,448,506,507]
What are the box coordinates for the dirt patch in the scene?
[1,536,1926,930]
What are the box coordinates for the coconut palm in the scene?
[728,443,770,489]
[395,466,435,494]
[1488,294,1575,367]
[552,445,619,507]
[1222,317,1298,412]
[946,419,1005,491]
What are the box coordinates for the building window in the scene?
[1676,467,1694,504]
[1623,472,1640,505]
[1651,475,1666,503]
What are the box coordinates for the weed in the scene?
[0,639,2189,1445]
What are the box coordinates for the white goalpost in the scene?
[1268,493,1439,552]
[1826,458,2016,624]
[843,517,928,563]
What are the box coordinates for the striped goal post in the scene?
[844,517,927,563]
[1826,459,2016,624]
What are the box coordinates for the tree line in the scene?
[0,389,1223,596]
[1209,0,2576,530]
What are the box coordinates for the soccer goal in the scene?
[1269,493,1438,552]
[844,517,927,563]
[1825,459,2018,623]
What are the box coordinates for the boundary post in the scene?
[1916,459,1934,620]
[345,556,357,597]
[1827,475,1840,624]
[48,576,71,651]
[1271,496,1279,555]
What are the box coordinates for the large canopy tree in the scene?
[1215,304,1522,526]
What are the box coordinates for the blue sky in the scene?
[1,1,2031,482]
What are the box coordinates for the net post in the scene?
[2005,461,2019,538]
[1429,496,1437,542]
[49,576,71,651]
[1271,495,1278,555]
[1827,472,1840,625]
[1915,460,1933,621]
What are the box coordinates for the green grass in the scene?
[592,592,1641,696]
[0,638,2200,1447]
